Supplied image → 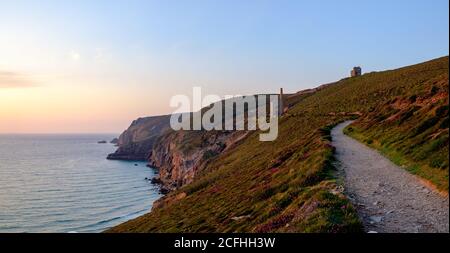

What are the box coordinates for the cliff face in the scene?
[107,115,171,161]
[149,130,247,192]
[108,97,262,191]
[107,113,248,192]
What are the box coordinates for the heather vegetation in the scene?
[344,64,449,191]
[108,56,448,233]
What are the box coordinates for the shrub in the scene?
[435,105,448,117]
[414,116,440,135]
[439,117,449,129]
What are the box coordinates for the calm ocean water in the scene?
[0,134,161,233]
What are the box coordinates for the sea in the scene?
[0,134,162,233]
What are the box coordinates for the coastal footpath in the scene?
[333,121,449,232]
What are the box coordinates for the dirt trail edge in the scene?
[331,121,449,233]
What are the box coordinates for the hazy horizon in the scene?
[1,0,449,133]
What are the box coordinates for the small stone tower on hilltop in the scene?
[351,66,362,77]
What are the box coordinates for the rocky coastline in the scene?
[107,113,249,195]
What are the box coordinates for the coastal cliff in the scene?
[107,115,171,161]
[150,130,248,192]
[108,113,248,192]
[108,96,276,192]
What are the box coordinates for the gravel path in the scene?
[332,121,449,233]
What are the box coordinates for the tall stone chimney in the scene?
[279,88,284,116]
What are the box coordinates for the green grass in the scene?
[107,56,449,233]
[344,69,449,191]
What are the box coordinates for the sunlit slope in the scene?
[345,63,448,191]
[108,56,448,233]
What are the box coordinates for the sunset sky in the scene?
[0,0,448,133]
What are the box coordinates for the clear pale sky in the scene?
[0,0,448,133]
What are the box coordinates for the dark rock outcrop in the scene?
[107,115,171,161]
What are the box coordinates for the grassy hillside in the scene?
[107,56,448,233]
[344,66,449,191]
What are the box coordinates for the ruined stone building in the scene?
[351,66,362,77]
